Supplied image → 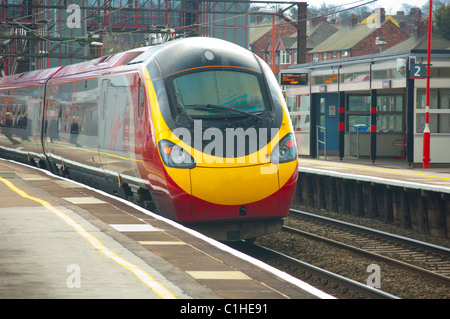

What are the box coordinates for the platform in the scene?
[296,156,450,238]
[0,158,331,300]
[298,156,450,191]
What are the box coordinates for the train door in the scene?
[42,84,61,171]
[97,73,142,188]
[98,78,110,154]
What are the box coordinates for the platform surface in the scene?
[298,156,450,191]
[0,158,330,300]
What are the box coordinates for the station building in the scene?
[283,48,450,167]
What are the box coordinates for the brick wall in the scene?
[306,20,410,63]
[352,20,409,57]
[251,19,297,63]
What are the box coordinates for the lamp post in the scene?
[90,41,103,57]
[272,12,275,73]
[259,8,276,73]
[423,0,433,169]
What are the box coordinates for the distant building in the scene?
[250,17,338,80]
[307,9,410,63]
[282,40,450,166]
[0,0,250,75]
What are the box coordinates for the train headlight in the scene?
[271,133,297,164]
[158,140,195,169]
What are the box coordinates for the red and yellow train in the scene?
[0,37,298,241]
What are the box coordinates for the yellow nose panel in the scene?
[190,164,279,205]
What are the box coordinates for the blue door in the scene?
[316,93,339,152]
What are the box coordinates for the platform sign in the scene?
[410,64,426,79]
[281,73,308,86]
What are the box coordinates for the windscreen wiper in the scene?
[176,102,194,126]
[189,104,263,122]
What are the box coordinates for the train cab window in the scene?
[170,70,267,118]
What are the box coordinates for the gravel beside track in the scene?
[254,205,450,299]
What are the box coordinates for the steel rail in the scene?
[289,209,450,255]
[287,209,450,284]
[245,242,400,299]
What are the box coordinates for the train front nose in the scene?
[190,163,280,220]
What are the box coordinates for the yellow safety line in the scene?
[302,160,450,182]
[0,176,177,299]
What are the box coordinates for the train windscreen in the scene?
[171,70,267,118]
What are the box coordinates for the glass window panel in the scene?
[417,89,439,109]
[431,67,450,78]
[348,95,370,111]
[439,114,450,132]
[416,114,450,133]
[173,70,267,116]
[440,89,450,109]
[286,96,298,112]
[290,114,310,132]
[377,95,403,112]
[372,68,405,80]
[340,71,370,83]
[312,74,338,85]
[299,95,310,112]
[377,115,402,132]
[348,115,370,131]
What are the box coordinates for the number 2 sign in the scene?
[410,64,426,79]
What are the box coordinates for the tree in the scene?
[401,3,414,14]
[422,0,450,15]
[434,3,450,40]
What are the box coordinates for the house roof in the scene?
[249,19,287,44]
[384,33,450,53]
[308,20,394,53]
[282,21,339,50]
[306,21,339,48]
[277,37,296,51]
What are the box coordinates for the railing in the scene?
[349,124,369,158]
[316,125,327,159]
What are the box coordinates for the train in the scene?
[0,37,298,241]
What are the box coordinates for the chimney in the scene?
[414,20,428,37]
[310,14,327,27]
[410,8,422,19]
[378,8,386,24]
[399,20,406,29]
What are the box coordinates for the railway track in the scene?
[233,209,450,299]
[286,209,450,285]
[229,241,399,299]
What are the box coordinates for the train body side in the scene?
[0,67,62,164]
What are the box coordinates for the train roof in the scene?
[0,48,148,88]
[141,37,262,78]
[51,48,147,79]
[0,67,63,88]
